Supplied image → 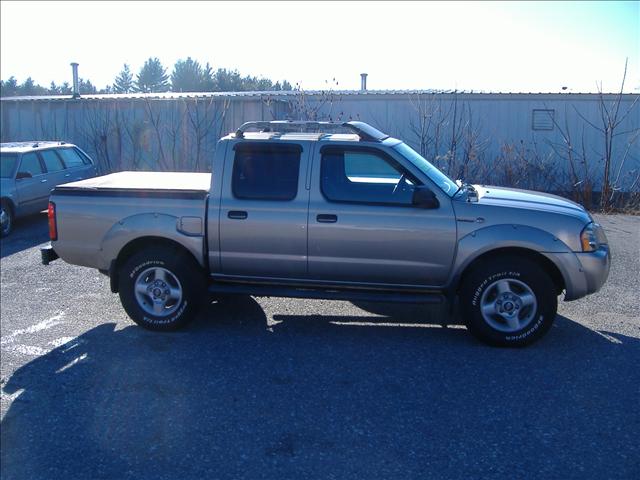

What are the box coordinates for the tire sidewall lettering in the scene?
[471,270,521,307]
[470,269,542,341]
[505,315,544,341]
[130,259,187,325]
[143,300,188,325]
[130,259,165,279]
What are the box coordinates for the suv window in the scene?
[232,144,301,201]
[321,148,418,206]
[1,153,19,178]
[18,152,44,176]
[40,150,65,172]
[57,148,85,168]
[75,148,93,165]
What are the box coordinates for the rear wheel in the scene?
[118,246,205,331]
[0,200,14,237]
[459,256,557,347]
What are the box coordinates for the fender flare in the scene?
[100,213,205,271]
[448,224,587,299]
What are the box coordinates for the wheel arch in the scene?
[455,246,566,296]
[1,196,16,214]
[110,236,203,293]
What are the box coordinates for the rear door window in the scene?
[232,144,301,201]
[40,150,65,172]
[18,152,44,176]
[57,148,85,168]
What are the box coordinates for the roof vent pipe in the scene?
[360,73,368,91]
[70,62,80,98]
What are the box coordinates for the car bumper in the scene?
[546,245,610,301]
[40,243,59,265]
[574,244,611,296]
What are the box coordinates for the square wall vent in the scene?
[532,109,555,131]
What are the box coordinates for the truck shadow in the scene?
[0,213,49,258]
[2,295,638,479]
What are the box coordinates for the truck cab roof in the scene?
[221,132,363,142]
[227,120,393,145]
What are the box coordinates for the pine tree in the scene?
[78,78,97,94]
[171,57,209,92]
[20,77,37,95]
[59,82,72,95]
[212,68,243,91]
[0,76,19,96]
[202,63,215,91]
[113,64,134,93]
[135,57,169,93]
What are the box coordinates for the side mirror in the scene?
[16,171,32,180]
[412,186,440,209]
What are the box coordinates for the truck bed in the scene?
[54,171,212,198]
[50,171,211,271]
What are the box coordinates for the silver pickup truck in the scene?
[41,121,610,346]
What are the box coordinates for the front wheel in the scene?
[118,246,205,331]
[459,256,557,347]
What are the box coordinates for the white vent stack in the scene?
[360,73,368,91]
[70,62,80,98]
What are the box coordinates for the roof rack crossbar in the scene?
[234,120,389,142]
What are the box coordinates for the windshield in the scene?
[1,153,18,178]
[393,143,459,197]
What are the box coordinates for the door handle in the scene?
[40,179,48,183]
[317,214,338,223]
[228,210,248,220]
[64,173,71,177]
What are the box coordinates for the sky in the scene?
[1,0,638,93]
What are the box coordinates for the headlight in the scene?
[580,223,607,252]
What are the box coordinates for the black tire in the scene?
[118,246,205,331]
[1,200,14,237]
[459,256,557,347]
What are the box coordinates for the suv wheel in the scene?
[118,246,205,331]
[0,201,14,237]
[459,256,557,347]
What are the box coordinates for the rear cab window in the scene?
[232,143,301,201]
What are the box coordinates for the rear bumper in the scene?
[40,244,59,265]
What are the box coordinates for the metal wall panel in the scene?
[1,92,637,193]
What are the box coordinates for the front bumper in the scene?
[547,244,610,301]
[40,244,59,265]
[574,245,611,296]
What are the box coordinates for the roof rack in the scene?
[234,120,389,142]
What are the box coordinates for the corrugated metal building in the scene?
[1,90,638,194]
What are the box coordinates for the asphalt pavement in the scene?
[0,213,639,480]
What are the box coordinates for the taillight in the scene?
[48,201,58,241]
